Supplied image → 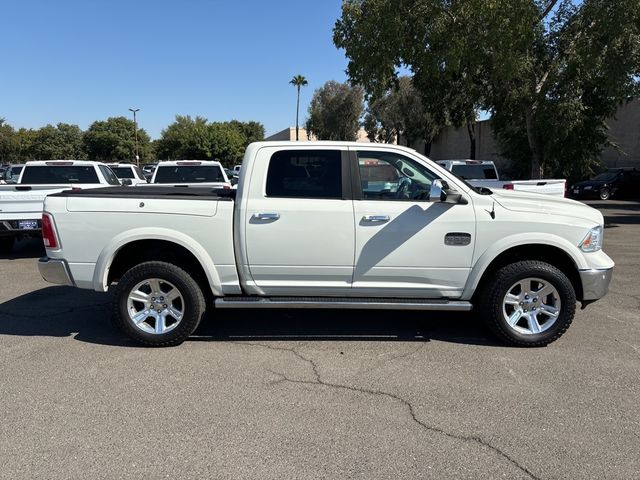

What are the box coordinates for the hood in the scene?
[489,189,603,224]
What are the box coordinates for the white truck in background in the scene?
[148,160,231,188]
[39,142,613,348]
[436,160,567,197]
[0,160,121,252]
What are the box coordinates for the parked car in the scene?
[107,163,149,185]
[436,160,567,197]
[141,163,157,181]
[39,142,613,348]
[0,160,120,252]
[569,168,640,200]
[147,160,231,188]
[2,165,24,184]
[224,168,240,187]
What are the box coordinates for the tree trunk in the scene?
[424,141,432,156]
[525,109,544,179]
[466,120,476,160]
[295,86,300,141]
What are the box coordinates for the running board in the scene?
[215,297,472,311]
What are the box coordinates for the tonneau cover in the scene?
[49,186,235,200]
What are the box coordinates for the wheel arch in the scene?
[464,240,584,302]
[93,228,223,297]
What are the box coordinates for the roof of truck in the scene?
[23,160,107,166]
[156,160,223,166]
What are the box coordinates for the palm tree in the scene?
[289,75,308,141]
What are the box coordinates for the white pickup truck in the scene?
[436,160,567,197]
[0,160,121,252]
[38,142,613,347]
[148,160,231,188]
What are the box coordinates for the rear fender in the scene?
[93,227,223,295]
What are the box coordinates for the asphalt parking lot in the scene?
[0,200,638,480]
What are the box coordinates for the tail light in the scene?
[42,213,59,249]
[223,183,231,189]
[502,183,514,190]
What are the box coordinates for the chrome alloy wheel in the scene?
[126,278,184,335]
[502,277,561,335]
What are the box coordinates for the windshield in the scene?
[154,165,226,183]
[110,167,135,179]
[592,171,619,182]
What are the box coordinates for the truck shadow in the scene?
[0,238,45,260]
[0,286,503,347]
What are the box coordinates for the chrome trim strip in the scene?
[215,298,473,311]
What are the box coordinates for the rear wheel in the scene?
[0,237,14,253]
[112,261,206,346]
[599,187,611,200]
[479,261,576,347]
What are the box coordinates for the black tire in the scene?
[112,261,206,347]
[478,260,576,347]
[599,187,610,200]
[0,237,14,253]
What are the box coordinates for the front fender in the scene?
[92,227,223,296]
[461,233,586,300]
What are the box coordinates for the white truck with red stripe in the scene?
[436,160,567,197]
[0,160,121,252]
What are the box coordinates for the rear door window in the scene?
[266,150,342,199]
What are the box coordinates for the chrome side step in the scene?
[215,297,472,311]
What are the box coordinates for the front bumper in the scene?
[579,267,613,301]
[38,257,75,286]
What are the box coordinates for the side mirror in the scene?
[429,179,467,204]
[121,178,132,186]
[429,179,446,202]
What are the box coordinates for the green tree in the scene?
[30,123,85,160]
[156,116,247,167]
[156,115,211,160]
[306,81,364,141]
[364,77,440,154]
[227,120,265,148]
[289,75,309,141]
[209,123,245,166]
[0,119,18,163]
[83,116,151,162]
[335,0,640,178]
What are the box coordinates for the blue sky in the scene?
[0,0,349,138]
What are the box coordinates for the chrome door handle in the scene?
[253,212,280,221]
[362,215,390,223]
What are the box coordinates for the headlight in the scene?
[579,225,603,252]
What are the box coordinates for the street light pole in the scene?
[128,108,140,166]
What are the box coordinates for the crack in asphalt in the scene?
[0,302,110,319]
[234,341,541,480]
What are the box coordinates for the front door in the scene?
[243,147,355,296]
[351,147,476,298]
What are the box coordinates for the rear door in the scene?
[242,146,354,296]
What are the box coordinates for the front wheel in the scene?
[479,261,576,347]
[599,187,611,200]
[112,261,206,346]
